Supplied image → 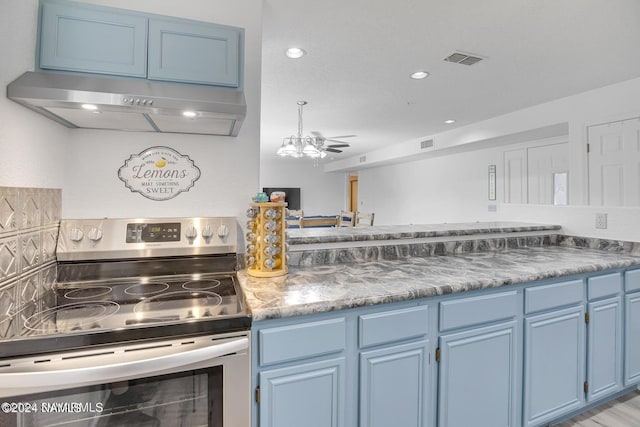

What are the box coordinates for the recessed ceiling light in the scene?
[81,104,98,110]
[182,111,197,118]
[285,47,306,59]
[444,119,456,124]
[410,71,429,80]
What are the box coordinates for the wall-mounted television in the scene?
[262,187,301,210]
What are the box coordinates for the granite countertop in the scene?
[238,246,640,321]
[286,221,562,245]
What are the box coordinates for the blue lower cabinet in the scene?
[259,357,346,427]
[586,296,623,401]
[625,292,640,385]
[523,305,585,427]
[252,269,640,427]
[438,321,518,427]
[360,340,430,427]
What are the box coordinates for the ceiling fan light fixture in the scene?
[285,47,306,59]
[302,139,319,155]
[410,71,429,80]
[277,101,351,160]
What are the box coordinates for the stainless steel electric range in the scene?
[0,217,251,427]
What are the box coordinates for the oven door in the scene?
[0,331,250,427]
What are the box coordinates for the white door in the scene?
[588,117,640,206]
[527,143,569,204]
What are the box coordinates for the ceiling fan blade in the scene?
[324,148,342,153]
[326,135,356,139]
[310,131,324,137]
[327,143,350,148]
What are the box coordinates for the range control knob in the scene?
[185,225,198,239]
[201,225,214,239]
[87,227,103,242]
[69,228,84,242]
[217,224,229,238]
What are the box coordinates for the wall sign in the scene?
[118,146,201,201]
[488,164,496,201]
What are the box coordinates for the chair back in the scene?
[299,216,339,228]
[339,210,355,227]
[286,209,303,228]
[355,212,375,226]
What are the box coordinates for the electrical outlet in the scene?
[595,213,608,229]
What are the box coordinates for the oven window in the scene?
[2,367,222,427]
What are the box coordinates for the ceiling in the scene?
[260,0,640,163]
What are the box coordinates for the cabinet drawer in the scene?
[626,269,640,293]
[439,291,518,332]
[588,273,622,300]
[259,318,346,366]
[359,305,428,348]
[525,279,583,314]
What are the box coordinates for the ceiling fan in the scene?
[310,131,355,154]
[276,101,355,159]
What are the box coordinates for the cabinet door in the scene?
[523,305,585,427]
[39,1,147,77]
[360,340,429,427]
[148,19,241,87]
[259,358,345,427]
[625,292,640,385]
[587,296,622,401]
[438,322,518,427]
[588,117,640,206]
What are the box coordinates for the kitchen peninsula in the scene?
[241,222,640,427]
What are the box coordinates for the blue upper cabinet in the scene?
[148,19,240,87]
[37,0,242,88]
[39,1,148,77]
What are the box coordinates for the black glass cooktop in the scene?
[0,256,250,359]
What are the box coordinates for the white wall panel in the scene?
[504,149,526,204]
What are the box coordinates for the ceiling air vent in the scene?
[444,51,484,66]
[420,139,434,150]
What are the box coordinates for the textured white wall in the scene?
[0,1,68,188]
[260,158,346,215]
[358,147,503,225]
[0,0,263,222]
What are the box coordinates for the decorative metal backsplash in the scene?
[0,187,61,339]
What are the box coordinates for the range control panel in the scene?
[57,217,237,261]
[126,222,181,243]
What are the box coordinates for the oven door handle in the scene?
[0,336,248,398]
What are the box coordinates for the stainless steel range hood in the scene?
[7,71,246,136]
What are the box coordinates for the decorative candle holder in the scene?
[246,202,288,278]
